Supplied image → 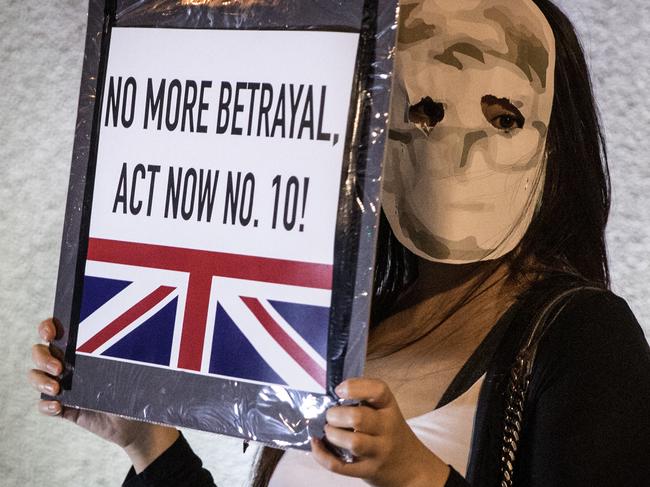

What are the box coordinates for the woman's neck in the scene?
[413,260,491,302]
[367,257,516,359]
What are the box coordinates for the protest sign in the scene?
[50,0,398,449]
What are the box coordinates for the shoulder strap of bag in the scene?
[498,285,603,487]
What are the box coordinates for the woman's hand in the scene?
[311,378,451,487]
[28,318,179,473]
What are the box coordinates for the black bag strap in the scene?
[498,285,603,487]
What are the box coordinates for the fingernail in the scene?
[335,385,345,396]
[47,362,60,375]
[47,403,60,414]
[41,383,55,394]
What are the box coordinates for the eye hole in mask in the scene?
[481,95,526,132]
[408,96,445,135]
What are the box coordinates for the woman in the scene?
[30,0,650,486]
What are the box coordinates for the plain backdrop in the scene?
[1,1,648,486]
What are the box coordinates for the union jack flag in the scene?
[75,238,332,393]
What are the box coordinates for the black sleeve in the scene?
[122,433,217,487]
[120,438,472,487]
[517,292,650,486]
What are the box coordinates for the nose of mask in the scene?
[408,127,491,178]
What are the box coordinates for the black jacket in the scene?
[124,287,650,487]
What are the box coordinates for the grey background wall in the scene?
[1,1,648,485]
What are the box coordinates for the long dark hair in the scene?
[252,0,610,483]
[513,0,610,287]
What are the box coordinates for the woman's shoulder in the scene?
[471,287,650,484]
[528,287,650,401]
[538,289,648,362]
[512,289,650,483]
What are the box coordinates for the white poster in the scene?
[74,27,360,393]
[91,27,359,264]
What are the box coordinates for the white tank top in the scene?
[269,375,485,486]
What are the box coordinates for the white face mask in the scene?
[382,0,556,264]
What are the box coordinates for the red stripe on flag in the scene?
[77,286,175,354]
[87,238,332,290]
[241,297,326,389]
[177,272,212,371]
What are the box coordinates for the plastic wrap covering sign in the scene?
[48,0,398,449]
